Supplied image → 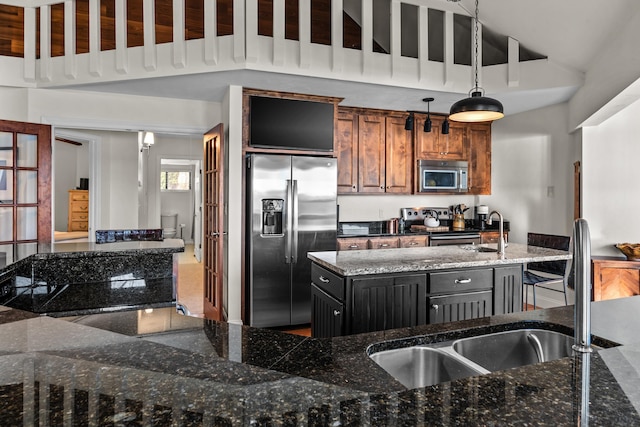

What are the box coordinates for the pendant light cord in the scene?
[474,0,479,92]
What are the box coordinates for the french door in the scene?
[0,119,51,266]
[203,124,225,320]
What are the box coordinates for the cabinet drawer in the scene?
[428,268,493,294]
[311,263,344,300]
[71,212,89,221]
[428,290,493,324]
[71,201,89,212]
[69,221,88,231]
[71,191,89,201]
[337,238,369,251]
[368,237,399,250]
[398,236,427,248]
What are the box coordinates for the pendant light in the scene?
[449,0,504,122]
[423,97,434,132]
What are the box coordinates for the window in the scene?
[160,170,191,191]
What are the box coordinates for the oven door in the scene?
[421,168,459,191]
[429,233,481,246]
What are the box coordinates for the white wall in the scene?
[582,99,640,256]
[53,140,83,231]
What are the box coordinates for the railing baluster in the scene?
[299,0,311,68]
[39,4,52,81]
[89,0,101,76]
[508,36,519,87]
[204,0,218,64]
[173,0,186,68]
[64,0,77,78]
[235,0,248,62]
[273,0,285,66]
[418,4,429,81]
[331,0,343,71]
[391,0,401,77]
[143,0,157,70]
[361,0,372,74]
[115,0,128,73]
[443,10,454,87]
[24,6,37,82]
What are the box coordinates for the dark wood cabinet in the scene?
[385,116,413,193]
[358,114,387,193]
[494,265,523,314]
[428,291,493,324]
[592,257,640,301]
[336,107,413,195]
[414,115,466,160]
[311,284,344,338]
[311,262,523,337]
[336,110,359,193]
[480,231,508,244]
[350,274,427,334]
[467,123,492,195]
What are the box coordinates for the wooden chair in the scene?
[524,233,572,310]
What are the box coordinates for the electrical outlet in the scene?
[547,186,555,198]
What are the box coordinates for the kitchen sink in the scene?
[452,329,574,372]
[369,328,586,389]
[475,246,498,252]
[369,346,485,389]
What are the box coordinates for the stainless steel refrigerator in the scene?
[247,154,337,328]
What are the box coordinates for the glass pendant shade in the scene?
[449,91,504,122]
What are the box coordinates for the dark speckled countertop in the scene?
[2,298,640,425]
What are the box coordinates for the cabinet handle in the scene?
[379,244,389,248]
[454,278,472,284]
[333,310,341,316]
[431,304,439,310]
[349,244,359,249]
[409,242,419,246]
[319,276,331,283]
[380,186,384,189]
[352,185,356,189]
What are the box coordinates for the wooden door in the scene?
[357,114,386,193]
[336,110,359,194]
[0,120,51,264]
[203,124,225,321]
[384,116,413,193]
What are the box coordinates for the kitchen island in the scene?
[1,296,640,425]
[307,243,571,337]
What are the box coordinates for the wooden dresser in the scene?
[592,256,640,301]
[67,190,89,232]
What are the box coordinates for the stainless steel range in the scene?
[400,207,481,246]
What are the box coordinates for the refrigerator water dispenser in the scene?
[262,199,283,235]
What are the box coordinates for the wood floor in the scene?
[175,246,536,337]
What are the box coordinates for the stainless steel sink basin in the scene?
[369,328,582,389]
[452,329,574,372]
[369,346,484,389]
[476,246,498,252]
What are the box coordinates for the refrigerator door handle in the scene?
[285,179,293,264]
[292,179,299,263]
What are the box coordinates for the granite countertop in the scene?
[38,238,185,258]
[2,297,640,425]
[308,243,571,276]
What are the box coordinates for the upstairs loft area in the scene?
[0,0,545,66]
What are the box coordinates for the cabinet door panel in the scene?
[357,115,386,193]
[428,291,492,324]
[336,111,359,193]
[468,123,491,195]
[414,115,443,158]
[367,237,399,250]
[385,116,412,193]
[311,284,344,338]
[351,274,426,334]
[600,267,640,300]
[494,266,523,315]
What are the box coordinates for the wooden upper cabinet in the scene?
[357,114,386,194]
[414,115,466,160]
[385,116,413,193]
[336,111,359,193]
[467,123,492,195]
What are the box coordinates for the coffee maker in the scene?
[474,205,489,230]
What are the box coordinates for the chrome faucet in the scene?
[572,218,592,353]
[485,210,505,256]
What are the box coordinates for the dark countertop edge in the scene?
[31,246,184,260]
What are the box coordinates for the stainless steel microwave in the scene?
[419,160,468,193]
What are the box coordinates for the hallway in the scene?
[176,244,204,317]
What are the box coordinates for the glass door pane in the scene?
[0,169,12,203]
[0,207,12,241]
[17,171,37,204]
[17,133,37,167]
[17,206,37,240]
